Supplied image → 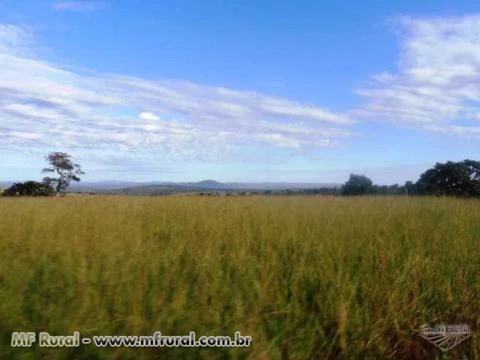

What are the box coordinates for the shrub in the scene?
[342,174,374,195]
[2,181,54,197]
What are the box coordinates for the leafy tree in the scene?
[2,181,54,197]
[415,159,480,197]
[42,152,85,193]
[404,181,417,195]
[341,174,374,195]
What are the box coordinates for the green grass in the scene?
[1,195,479,359]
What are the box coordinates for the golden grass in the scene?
[1,195,479,359]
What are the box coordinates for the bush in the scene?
[2,181,54,197]
[341,174,374,195]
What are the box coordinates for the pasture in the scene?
[1,196,479,359]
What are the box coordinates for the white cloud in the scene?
[139,112,160,121]
[10,131,43,140]
[358,14,480,137]
[0,24,352,164]
[4,103,63,120]
[53,1,106,12]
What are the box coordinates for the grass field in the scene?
[1,195,480,359]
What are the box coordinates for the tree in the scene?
[2,181,54,197]
[341,174,374,195]
[404,181,417,195]
[42,152,85,193]
[415,160,480,197]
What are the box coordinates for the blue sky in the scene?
[1,0,480,184]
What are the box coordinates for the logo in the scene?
[420,324,471,352]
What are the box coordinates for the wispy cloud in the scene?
[357,14,480,138]
[53,1,106,12]
[0,24,352,164]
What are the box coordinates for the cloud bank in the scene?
[3,14,480,177]
[358,15,480,138]
[0,24,352,163]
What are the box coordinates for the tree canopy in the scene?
[416,160,480,197]
[341,174,374,195]
[42,152,85,193]
[339,160,480,197]
[2,181,54,197]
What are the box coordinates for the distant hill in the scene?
[69,181,147,192]
[109,180,341,195]
[223,182,339,190]
[1,180,341,195]
[183,180,228,189]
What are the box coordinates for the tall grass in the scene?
[1,195,479,359]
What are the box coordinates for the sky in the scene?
[1,0,480,184]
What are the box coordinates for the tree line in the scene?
[341,159,480,197]
[3,155,480,198]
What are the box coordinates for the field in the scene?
[1,195,480,359]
